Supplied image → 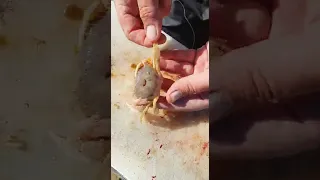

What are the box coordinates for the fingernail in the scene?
[170,91,182,103]
[146,25,157,41]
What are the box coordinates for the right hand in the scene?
[114,0,171,47]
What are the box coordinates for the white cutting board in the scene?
[110,2,209,180]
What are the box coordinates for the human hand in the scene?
[114,0,171,47]
[210,1,320,158]
[157,42,209,111]
[209,0,320,110]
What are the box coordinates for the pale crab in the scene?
[133,44,163,121]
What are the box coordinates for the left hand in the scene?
[157,42,209,111]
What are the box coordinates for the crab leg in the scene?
[140,103,151,122]
[152,96,159,114]
[152,43,161,113]
[152,44,161,74]
[134,59,148,77]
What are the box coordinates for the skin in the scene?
[114,0,209,111]
[115,0,320,158]
[122,0,320,158]
[132,44,209,111]
[157,42,209,111]
[209,0,320,117]
[209,0,320,158]
[158,0,320,112]
[114,0,170,47]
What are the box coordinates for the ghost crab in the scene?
[133,44,163,121]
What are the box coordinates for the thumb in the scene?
[138,0,162,42]
[166,70,209,103]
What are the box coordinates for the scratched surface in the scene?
[110,2,209,180]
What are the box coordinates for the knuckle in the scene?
[123,28,132,40]
[183,78,197,95]
[126,32,134,40]
[139,6,156,19]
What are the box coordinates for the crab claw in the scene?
[140,103,151,122]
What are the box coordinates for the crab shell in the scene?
[133,63,163,106]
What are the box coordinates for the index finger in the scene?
[127,29,167,47]
[137,0,162,42]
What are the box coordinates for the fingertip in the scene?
[144,29,165,45]
[166,94,172,104]
[142,33,166,47]
[166,73,209,101]
[146,25,158,41]
[166,81,184,103]
[125,27,164,47]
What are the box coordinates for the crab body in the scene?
[133,44,162,121]
[134,63,163,105]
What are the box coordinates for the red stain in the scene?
[159,144,163,148]
[152,175,156,179]
[202,142,209,151]
[147,149,151,155]
[200,142,209,156]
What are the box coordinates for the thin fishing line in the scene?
[176,0,196,49]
